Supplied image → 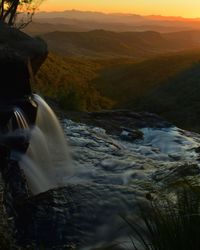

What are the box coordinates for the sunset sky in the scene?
[39,0,200,18]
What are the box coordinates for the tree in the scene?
[0,0,43,28]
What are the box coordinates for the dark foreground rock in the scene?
[15,184,144,249]
[0,21,47,73]
[1,106,200,249]
[0,22,48,248]
[3,115,200,249]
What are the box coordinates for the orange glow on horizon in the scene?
[38,0,200,19]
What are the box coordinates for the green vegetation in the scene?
[0,0,43,28]
[35,48,200,131]
[35,53,114,111]
[93,50,200,131]
[123,182,200,250]
[135,62,200,132]
[0,232,11,250]
[94,51,200,105]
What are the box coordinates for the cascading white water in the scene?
[14,108,29,129]
[19,94,73,195]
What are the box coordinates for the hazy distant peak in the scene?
[34,9,145,23]
[35,9,200,22]
[146,14,200,22]
[26,10,200,36]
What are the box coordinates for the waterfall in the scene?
[18,94,73,195]
[14,108,29,129]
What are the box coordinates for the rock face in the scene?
[0,22,47,249]
[0,21,48,73]
[0,22,46,122]
[0,52,32,100]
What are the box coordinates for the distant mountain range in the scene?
[26,20,185,35]
[37,30,200,59]
[34,10,200,25]
[25,10,200,35]
[32,10,200,132]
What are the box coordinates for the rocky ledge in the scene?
[2,110,200,250]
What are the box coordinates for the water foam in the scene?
[19,95,73,194]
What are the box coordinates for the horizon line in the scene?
[36,9,200,20]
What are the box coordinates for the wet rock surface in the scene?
[3,110,200,249]
[16,184,144,248]
[63,110,172,137]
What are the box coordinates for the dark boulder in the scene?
[0,51,31,100]
[0,23,44,122]
[0,21,48,73]
[14,184,141,248]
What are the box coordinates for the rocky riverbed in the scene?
[5,110,199,250]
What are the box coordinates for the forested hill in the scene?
[35,50,200,132]
[93,50,200,131]
[35,53,114,111]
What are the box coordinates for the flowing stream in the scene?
[15,96,200,195]
[5,97,200,248]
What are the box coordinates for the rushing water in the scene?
[10,96,200,196]
[6,101,200,248]
[19,95,73,194]
[16,117,200,249]
[13,108,29,129]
